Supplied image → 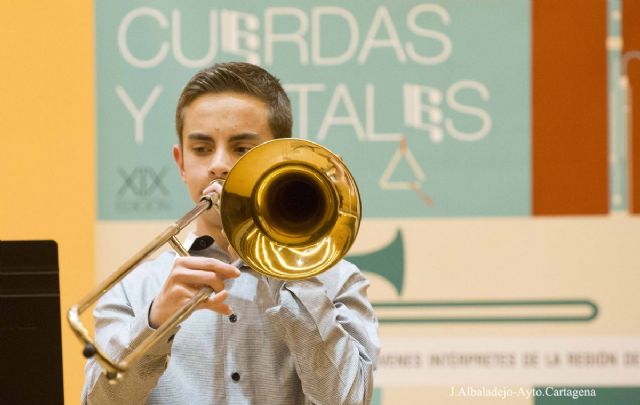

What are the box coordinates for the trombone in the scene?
[67,138,361,381]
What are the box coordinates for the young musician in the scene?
[83,62,379,405]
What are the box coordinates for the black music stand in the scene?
[0,240,64,405]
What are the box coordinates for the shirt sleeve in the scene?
[82,280,180,405]
[264,262,380,405]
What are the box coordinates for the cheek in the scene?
[183,158,207,175]
[182,162,208,188]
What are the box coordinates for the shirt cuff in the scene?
[128,299,181,357]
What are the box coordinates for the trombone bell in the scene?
[221,138,361,280]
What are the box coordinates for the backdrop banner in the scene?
[97,0,530,220]
[96,1,640,403]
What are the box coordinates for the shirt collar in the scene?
[189,235,215,251]
[183,232,247,268]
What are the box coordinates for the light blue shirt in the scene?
[83,235,379,404]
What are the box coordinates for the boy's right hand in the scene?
[149,256,241,329]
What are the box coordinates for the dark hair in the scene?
[175,62,292,141]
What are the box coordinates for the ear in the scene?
[173,144,186,182]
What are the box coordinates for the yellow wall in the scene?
[0,2,94,403]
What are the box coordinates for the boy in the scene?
[83,62,379,405]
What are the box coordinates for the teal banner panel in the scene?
[97,0,530,220]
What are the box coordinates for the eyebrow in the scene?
[187,132,262,142]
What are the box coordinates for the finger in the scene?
[202,290,233,315]
[176,256,240,278]
[172,268,226,293]
[161,284,197,306]
[205,302,233,316]
[202,180,223,197]
[208,289,228,304]
[208,302,233,316]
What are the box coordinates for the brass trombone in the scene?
[67,138,361,381]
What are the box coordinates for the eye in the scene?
[234,145,254,155]
[191,144,212,154]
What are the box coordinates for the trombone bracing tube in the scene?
[67,196,215,381]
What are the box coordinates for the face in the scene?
[173,92,274,231]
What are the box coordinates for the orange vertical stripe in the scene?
[532,0,608,215]
[623,1,640,213]
[0,1,94,403]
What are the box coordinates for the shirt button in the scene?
[231,372,240,382]
[229,313,238,323]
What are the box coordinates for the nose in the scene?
[208,148,232,179]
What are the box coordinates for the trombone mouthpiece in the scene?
[201,179,224,209]
[200,192,221,210]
